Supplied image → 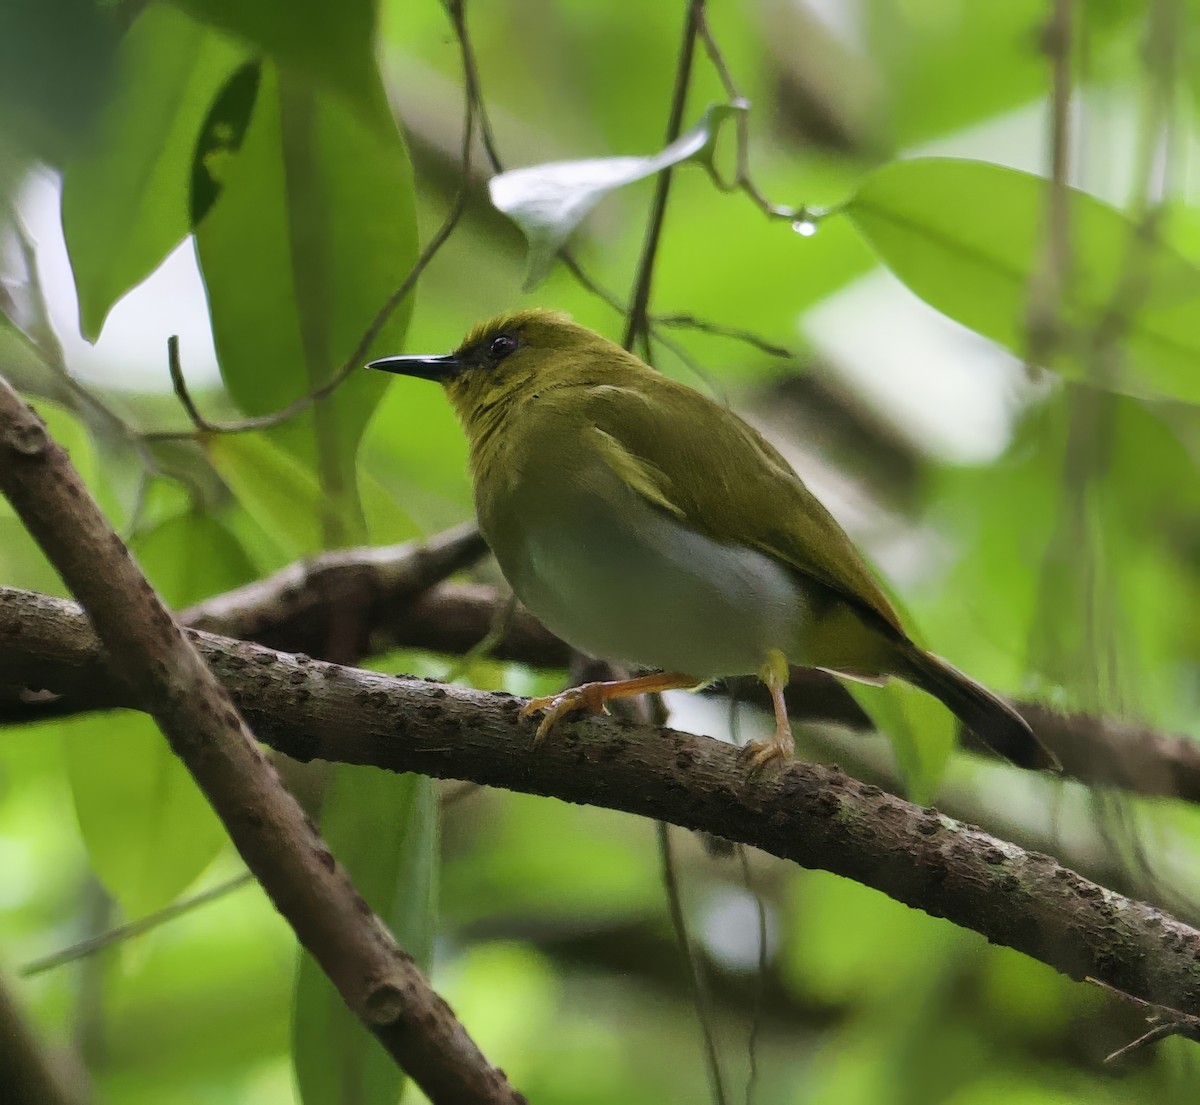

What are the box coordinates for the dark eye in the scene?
[489,333,518,360]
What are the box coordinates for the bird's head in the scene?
[367,309,613,435]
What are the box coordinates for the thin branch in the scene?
[1088,977,1200,1061]
[693,6,803,221]
[0,379,520,1104]
[7,217,161,475]
[22,874,257,977]
[142,189,469,441]
[658,821,729,1105]
[445,0,503,175]
[654,314,793,359]
[737,845,767,1105]
[1080,0,1180,386]
[443,0,797,380]
[25,776,481,976]
[1025,0,1074,367]
[4,588,1200,1023]
[1105,1022,1191,1061]
[599,21,738,1076]
[165,334,218,432]
[624,0,705,354]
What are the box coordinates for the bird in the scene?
[368,309,1054,771]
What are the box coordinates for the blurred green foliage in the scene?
[2,1,1200,1103]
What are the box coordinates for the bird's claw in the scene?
[738,729,795,772]
[520,683,608,746]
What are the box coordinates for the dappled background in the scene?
[3,0,1200,1102]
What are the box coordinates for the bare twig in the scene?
[654,314,793,359]
[1080,0,1180,384]
[1088,977,1200,1061]
[165,334,218,432]
[693,5,806,222]
[22,874,257,977]
[445,0,502,175]
[658,821,729,1105]
[25,775,482,976]
[1025,0,1074,367]
[143,190,469,442]
[624,0,705,355]
[7,218,161,474]
[0,379,520,1104]
[737,845,768,1105]
[444,1,795,378]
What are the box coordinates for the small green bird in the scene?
[369,309,1053,771]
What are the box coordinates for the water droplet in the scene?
[792,218,817,238]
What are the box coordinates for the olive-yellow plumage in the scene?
[369,309,1053,770]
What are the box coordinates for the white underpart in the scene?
[496,464,806,679]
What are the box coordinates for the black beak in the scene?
[366,353,461,382]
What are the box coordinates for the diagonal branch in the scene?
[0,970,86,1105]
[0,376,521,1105]
[2,586,1200,1023]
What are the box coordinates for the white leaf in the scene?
[489,103,745,288]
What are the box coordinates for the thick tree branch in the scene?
[181,522,487,657]
[2,588,1200,1020]
[0,378,521,1105]
[177,572,1200,802]
[6,571,1200,803]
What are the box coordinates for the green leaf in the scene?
[293,769,437,1105]
[847,681,957,805]
[844,158,1200,404]
[358,378,474,533]
[358,468,421,545]
[1027,396,1200,724]
[170,0,379,113]
[194,62,417,538]
[65,712,227,919]
[190,60,261,226]
[62,510,255,918]
[207,433,327,557]
[914,393,1200,731]
[0,0,119,165]
[132,507,258,607]
[61,5,244,340]
[0,313,64,400]
[490,103,745,288]
[865,0,1139,148]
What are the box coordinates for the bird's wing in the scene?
[581,380,907,638]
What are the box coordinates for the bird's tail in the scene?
[900,648,1058,771]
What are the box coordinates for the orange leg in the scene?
[521,671,699,745]
[739,649,795,770]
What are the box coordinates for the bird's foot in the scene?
[741,648,796,771]
[738,727,795,772]
[521,671,699,747]
[521,682,609,746]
